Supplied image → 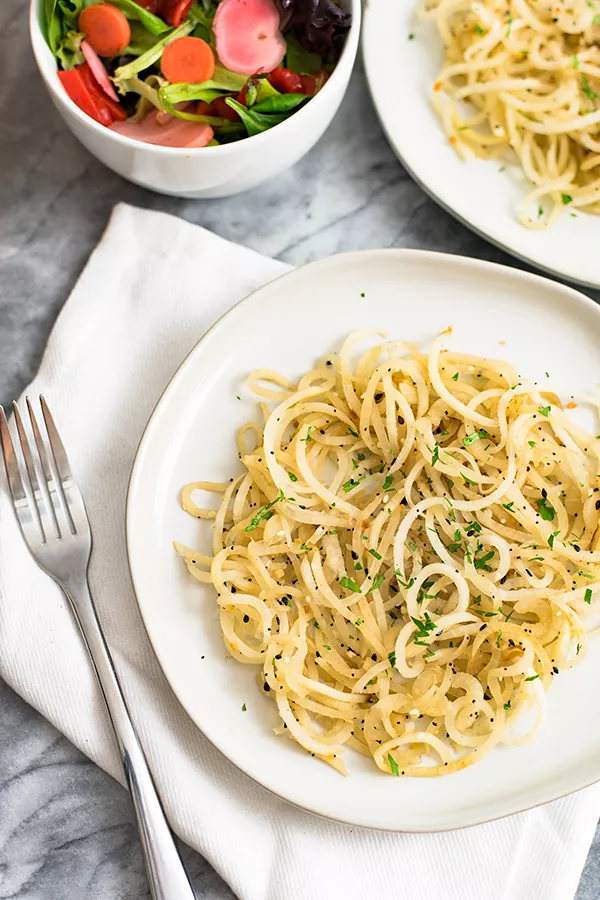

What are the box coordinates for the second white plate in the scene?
[127,249,600,831]
[362,0,600,289]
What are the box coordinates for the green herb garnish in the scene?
[536,496,556,521]
[340,576,361,593]
[463,429,489,446]
[388,753,400,776]
[474,550,495,571]
[245,490,284,531]
[581,75,598,100]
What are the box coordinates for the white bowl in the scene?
[29,0,360,198]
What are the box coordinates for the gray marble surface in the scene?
[1,0,600,896]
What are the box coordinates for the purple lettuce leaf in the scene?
[276,0,352,62]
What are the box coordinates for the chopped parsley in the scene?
[463,429,489,446]
[536,496,556,521]
[368,574,385,593]
[538,406,551,417]
[504,700,511,710]
[481,610,498,617]
[355,618,363,627]
[354,562,363,571]
[348,426,359,437]
[301,426,313,443]
[496,630,502,648]
[383,475,394,492]
[242,703,247,711]
[528,440,536,448]
[474,549,495,571]
[581,75,598,100]
[342,475,366,492]
[548,530,560,549]
[395,570,415,589]
[461,473,477,486]
[340,576,361,593]
[431,442,440,466]
[245,490,284,531]
[288,471,298,482]
[577,642,582,655]
[388,753,400,776]
[388,651,397,667]
[368,548,382,560]
[525,674,539,681]
[411,612,437,646]
[452,372,459,381]
[562,193,573,205]
[573,55,580,68]
[475,23,485,34]
[502,501,515,511]
[408,540,417,553]
[585,588,593,604]
[408,32,415,39]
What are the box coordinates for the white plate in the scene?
[362,0,600,290]
[127,249,600,831]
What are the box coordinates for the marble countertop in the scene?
[1,0,599,897]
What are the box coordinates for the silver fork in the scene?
[0,397,196,900]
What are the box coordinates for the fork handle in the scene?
[64,576,196,900]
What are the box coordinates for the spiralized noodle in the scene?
[175,331,600,776]
[422,0,600,228]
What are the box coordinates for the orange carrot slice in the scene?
[79,3,131,58]
[161,36,216,85]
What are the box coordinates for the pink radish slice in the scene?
[213,0,286,75]
[81,40,120,102]
[110,111,214,148]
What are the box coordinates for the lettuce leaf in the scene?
[276,0,351,61]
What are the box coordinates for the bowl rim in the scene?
[29,0,361,156]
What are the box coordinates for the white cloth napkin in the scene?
[1,202,599,900]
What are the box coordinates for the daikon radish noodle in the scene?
[422,0,600,229]
[175,330,600,776]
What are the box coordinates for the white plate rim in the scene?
[361,0,600,292]
[126,248,600,832]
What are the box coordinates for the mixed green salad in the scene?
[44,0,351,147]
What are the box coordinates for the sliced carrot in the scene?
[161,36,215,85]
[79,3,131,58]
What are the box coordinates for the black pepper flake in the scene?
[375,393,383,402]
[243,614,249,623]
[398,416,405,425]
[351,551,358,560]
[371,653,377,661]
[553,666,559,674]
[263,683,270,692]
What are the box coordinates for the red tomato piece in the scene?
[268,67,304,94]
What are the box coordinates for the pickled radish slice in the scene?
[81,40,120,102]
[213,0,286,75]
[110,111,214,147]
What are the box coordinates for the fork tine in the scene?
[0,405,44,543]
[12,402,53,542]
[40,396,88,535]
[26,398,74,537]
[26,398,62,540]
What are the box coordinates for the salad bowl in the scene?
[30,0,360,198]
